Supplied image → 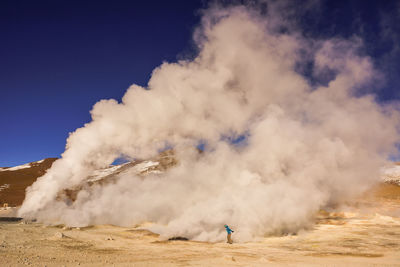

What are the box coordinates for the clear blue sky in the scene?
[1,0,400,166]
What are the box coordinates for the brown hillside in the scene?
[0,158,57,206]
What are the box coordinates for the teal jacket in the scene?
[224,225,234,234]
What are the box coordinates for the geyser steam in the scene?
[19,5,400,241]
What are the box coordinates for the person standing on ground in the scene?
[224,224,234,244]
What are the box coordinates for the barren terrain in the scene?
[1,183,399,267]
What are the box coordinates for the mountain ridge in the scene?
[1,154,399,207]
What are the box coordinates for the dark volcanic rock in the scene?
[0,217,23,222]
[168,236,189,241]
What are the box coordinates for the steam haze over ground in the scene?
[18,2,400,242]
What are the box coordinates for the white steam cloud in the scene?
[19,5,400,242]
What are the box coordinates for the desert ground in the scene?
[1,183,399,267]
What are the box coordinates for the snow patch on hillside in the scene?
[87,160,161,183]
[87,163,131,182]
[0,184,10,192]
[133,161,160,173]
[0,159,47,172]
[381,165,400,185]
[0,163,31,172]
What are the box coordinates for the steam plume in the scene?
[19,5,400,242]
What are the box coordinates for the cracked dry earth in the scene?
[0,185,399,267]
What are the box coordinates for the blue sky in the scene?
[1,0,400,166]
[0,1,204,166]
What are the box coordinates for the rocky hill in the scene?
[0,150,177,207]
[1,152,399,207]
[0,158,58,206]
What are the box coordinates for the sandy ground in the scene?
[1,185,399,267]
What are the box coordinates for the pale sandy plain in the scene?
[0,184,399,267]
